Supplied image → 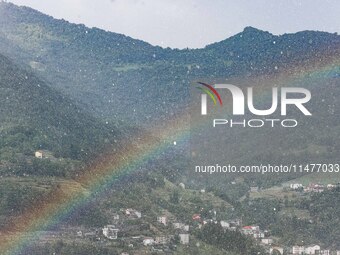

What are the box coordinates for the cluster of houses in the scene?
[154,215,190,245]
[290,245,340,255]
[70,182,339,254]
[241,225,266,239]
[289,183,339,193]
[220,218,241,231]
[248,182,340,194]
[263,243,340,255]
[77,208,192,250]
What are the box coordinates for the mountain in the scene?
[0,2,339,125]
[0,53,118,167]
[0,2,177,124]
[0,2,339,182]
[0,3,339,254]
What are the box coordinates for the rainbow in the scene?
[0,52,339,255]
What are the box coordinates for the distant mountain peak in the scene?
[242,26,265,33]
[239,26,273,37]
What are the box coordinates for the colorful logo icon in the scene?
[196,82,223,106]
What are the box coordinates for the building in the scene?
[242,225,260,236]
[155,236,169,245]
[157,216,167,226]
[241,225,264,238]
[182,225,190,232]
[292,246,305,254]
[113,214,120,221]
[179,233,190,245]
[102,225,119,240]
[173,222,189,232]
[135,211,142,218]
[125,209,142,219]
[220,219,240,230]
[220,221,230,229]
[192,214,201,221]
[305,245,320,254]
[250,186,259,192]
[327,184,336,189]
[143,238,154,246]
[261,238,273,245]
[319,250,330,255]
[229,219,241,227]
[305,183,325,193]
[173,222,182,229]
[290,183,303,190]
[34,150,53,159]
[35,151,43,159]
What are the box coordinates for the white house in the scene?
[102,225,119,240]
[35,151,43,159]
[155,236,169,245]
[220,221,230,229]
[319,250,330,255]
[290,183,303,190]
[250,186,259,192]
[292,246,305,254]
[261,238,273,245]
[179,233,190,245]
[135,211,142,218]
[125,209,142,219]
[305,245,320,254]
[157,216,167,226]
[173,222,189,232]
[143,238,154,246]
[183,225,189,232]
[242,225,259,235]
[34,150,53,159]
[327,184,336,189]
[173,222,182,229]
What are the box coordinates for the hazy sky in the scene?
[8,0,340,49]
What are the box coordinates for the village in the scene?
[12,152,335,254]
[40,206,340,255]
[29,179,339,255]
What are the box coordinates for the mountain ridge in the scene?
[0,1,339,182]
[0,1,339,125]
[1,2,339,51]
